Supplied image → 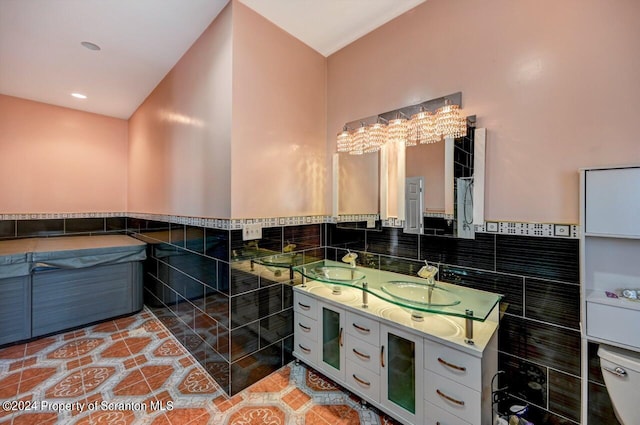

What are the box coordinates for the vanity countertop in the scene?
[294,279,499,356]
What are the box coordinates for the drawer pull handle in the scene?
[298,302,311,310]
[298,323,311,332]
[339,327,344,347]
[436,389,465,406]
[298,344,311,354]
[603,366,627,377]
[352,323,371,333]
[437,357,467,372]
[352,374,371,387]
[381,345,385,368]
[352,348,371,360]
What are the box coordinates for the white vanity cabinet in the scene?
[293,284,498,425]
[423,339,495,425]
[293,291,319,365]
[345,311,381,402]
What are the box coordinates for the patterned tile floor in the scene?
[0,308,400,425]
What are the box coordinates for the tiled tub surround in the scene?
[133,219,324,396]
[324,224,594,425]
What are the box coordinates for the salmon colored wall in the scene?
[0,94,127,213]
[327,0,640,224]
[128,4,233,218]
[231,2,327,218]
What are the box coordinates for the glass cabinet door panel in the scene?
[387,332,416,413]
[322,307,341,370]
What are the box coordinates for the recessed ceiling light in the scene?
[71,93,87,99]
[81,41,101,51]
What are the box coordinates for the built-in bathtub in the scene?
[0,235,146,345]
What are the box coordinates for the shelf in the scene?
[584,232,640,240]
[293,260,502,322]
[586,290,640,312]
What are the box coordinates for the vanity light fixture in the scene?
[408,108,439,145]
[336,126,352,153]
[71,93,87,99]
[350,123,367,155]
[336,92,467,154]
[364,120,387,153]
[435,99,467,139]
[386,114,408,146]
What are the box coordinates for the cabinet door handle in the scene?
[352,323,370,333]
[603,366,627,377]
[352,374,371,387]
[339,327,344,347]
[436,389,465,406]
[380,345,385,368]
[298,302,311,310]
[298,344,311,354]
[352,348,371,360]
[298,323,311,332]
[437,357,467,372]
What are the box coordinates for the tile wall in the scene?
[0,216,622,423]
[323,223,614,425]
[129,218,324,396]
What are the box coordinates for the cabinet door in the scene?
[381,324,423,425]
[320,302,345,381]
[585,167,640,236]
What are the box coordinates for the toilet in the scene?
[598,344,640,425]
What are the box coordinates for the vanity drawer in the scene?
[294,291,317,319]
[424,339,481,390]
[424,370,481,425]
[294,332,318,365]
[346,334,380,374]
[587,301,640,350]
[424,400,470,425]
[295,314,317,341]
[346,311,380,346]
[346,360,380,403]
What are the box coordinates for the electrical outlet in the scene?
[242,223,262,241]
[366,218,376,228]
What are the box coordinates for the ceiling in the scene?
[0,0,425,119]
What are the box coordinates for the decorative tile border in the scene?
[424,212,455,220]
[0,212,126,220]
[477,221,579,238]
[328,214,380,224]
[0,212,579,238]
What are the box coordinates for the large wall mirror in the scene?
[402,122,486,239]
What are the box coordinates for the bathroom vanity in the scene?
[292,260,501,425]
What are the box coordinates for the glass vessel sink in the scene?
[303,265,366,285]
[254,252,302,268]
[294,260,503,322]
[381,281,461,307]
[377,306,462,337]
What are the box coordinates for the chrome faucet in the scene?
[417,260,438,304]
[283,241,297,253]
[342,250,358,268]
